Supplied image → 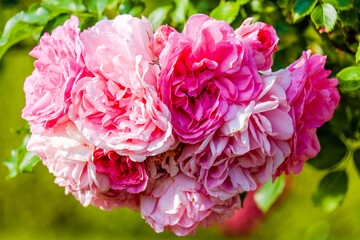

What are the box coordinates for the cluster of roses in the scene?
[23,13,340,236]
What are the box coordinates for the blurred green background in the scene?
[1,0,360,239]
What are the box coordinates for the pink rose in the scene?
[140,173,240,236]
[93,148,148,193]
[22,16,88,134]
[69,15,174,161]
[158,14,263,144]
[178,70,293,200]
[235,18,279,71]
[275,50,340,175]
[27,122,139,211]
[150,25,176,57]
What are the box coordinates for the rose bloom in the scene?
[140,173,240,236]
[157,14,263,144]
[69,15,175,162]
[22,16,87,134]
[235,18,279,71]
[178,70,293,200]
[150,25,176,57]
[275,50,340,175]
[27,122,140,210]
[93,148,148,193]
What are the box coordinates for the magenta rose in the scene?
[178,70,293,200]
[93,148,148,193]
[69,15,174,161]
[22,16,88,134]
[275,50,340,175]
[158,14,263,144]
[235,18,279,71]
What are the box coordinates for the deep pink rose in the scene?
[150,25,176,57]
[27,122,139,211]
[235,18,279,71]
[69,15,174,161]
[275,50,340,175]
[140,173,240,236]
[178,70,293,200]
[93,148,148,193]
[158,14,263,144]
[22,16,87,134]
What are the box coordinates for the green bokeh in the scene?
[1,1,360,239]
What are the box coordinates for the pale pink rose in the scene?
[178,70,293,200]
[22,16,88,134]
[69,15,174,161]
[275,50,340,175]
[93,148,148,193]
[150,25,177,57]
[140,173,240,236]
[158,14,263,144]
[27,122,139,211]
[235,18,279,71]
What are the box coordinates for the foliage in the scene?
[1,0,360,214]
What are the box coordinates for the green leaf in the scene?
[313,170,348,213]
[292,0,318,22]
[337,66,360,91]
[254,175,286,213]
[354,149,360,175]
[172,0,189,23]
[118,0,133,14]
[307,131,347,170]
[148,5,172,30]
[19,151,41,173]
[4,135,41,179]
[41,0,86,13]
[0,6,51,60]
[323,0,352,10]
[356,42,360,63]
[83,0,108,16]
[311,3,338,33]
[128,3,145,17]
[338,9,358,27]
[210,1,241,24]
[239,191,248,208]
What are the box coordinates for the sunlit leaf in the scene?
[337,66,360,91]
[210,0,241,24]
[323,0,352,10]
[313,170,348,213]
[172,0,189,23]
[42,0,86,13]
[83,0,108,16]
[148,5,172,30]
[311,3,337,33]
[292,0,318,22]
[0,6,51,60]
[254,175,285,213]
[4,135,41,179]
